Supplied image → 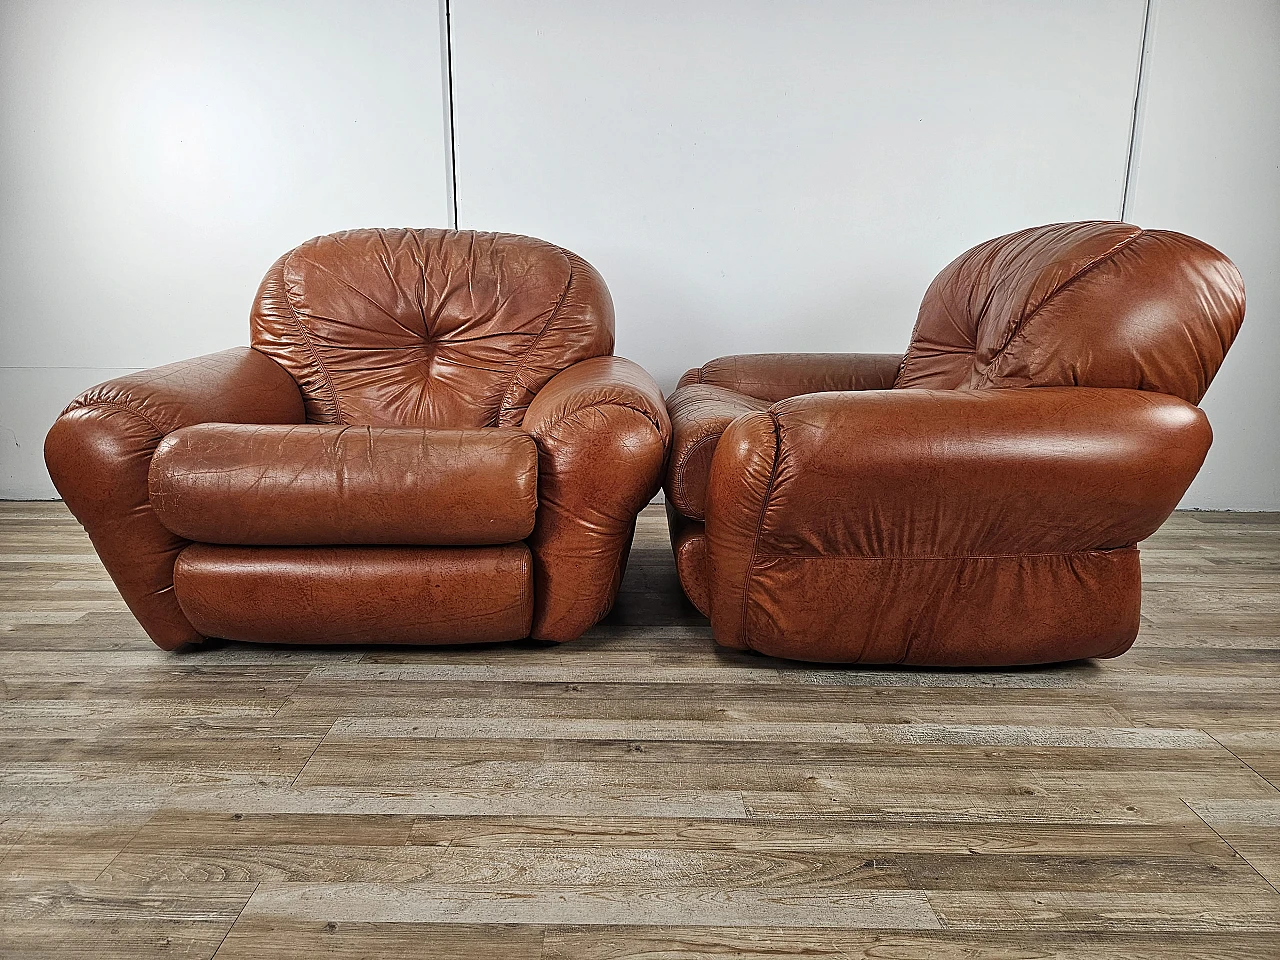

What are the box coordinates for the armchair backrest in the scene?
[250,228,614,427]
[894,221,1245,404]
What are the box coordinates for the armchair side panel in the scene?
[523,357,671,641]
[45,348,305,649]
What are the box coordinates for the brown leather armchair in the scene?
[664,222,1245,666]
[46,229,671,650]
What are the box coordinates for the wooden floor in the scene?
[1,502,1279,959]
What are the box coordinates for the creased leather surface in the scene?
[704,410,779,651]
[680,352,904,402]
[250,228,614,427]
[665,501,710,617]
[665,385,769,521]
[705,387,1208,664]
[150,424,537,546]
[174,543,532,645]
[523,356,670,641]
[896,222,1245,403]
[743,550,1141,666]
[44,349,305,649]
[758,388,1210,558]
[664,353,901,523]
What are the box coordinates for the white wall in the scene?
[1125,0,1280,510]
[3,0,1277,509]
[450,0,1145,379]
[0,0,451,497]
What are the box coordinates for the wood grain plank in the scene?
[540,926,1280,960]
[211,919,544,960]
[1,501,1277,954]
[238,881,942,929]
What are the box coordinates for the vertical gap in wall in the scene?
[439,0,460,228]
[1120,0,1154,221]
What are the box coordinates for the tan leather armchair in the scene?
[46,229,671,650]
[664,222,1245,666]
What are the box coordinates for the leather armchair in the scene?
[46,229,671,650]
[664,222,1245,666]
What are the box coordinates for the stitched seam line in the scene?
[536,399,664,438]
[750,546,1136,562]
[520,547,531,635]
[738,411,783,648]
[500,248,575,423]
[672,430,724,521]
[894,297,954,387]
[67,399,166,437]
[975,229,1146,386]
[280,252,345,422]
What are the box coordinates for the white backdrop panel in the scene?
[450,0,1146,388]
[0,0,451,497]
[1126,0,1280,510]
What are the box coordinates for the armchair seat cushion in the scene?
[149,424,538,546]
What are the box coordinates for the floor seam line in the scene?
[89,806,161,882]
[1206,731,1280,796]
[210,880,260,959]
[1181,797,1280,899]
[289,720,336,789]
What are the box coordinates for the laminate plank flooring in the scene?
[1,502,1278,958]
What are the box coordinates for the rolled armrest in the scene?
[150,424,537,546]
[45,348,305,649]
[706,387,1211,648]
[666,353,902,520]
[665,384,769,520]
[522,356,671,641]
[678,352,903,402]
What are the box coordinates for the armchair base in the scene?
[173,543,533,646]
[722,547,1140,666]
[664,504,1139,666]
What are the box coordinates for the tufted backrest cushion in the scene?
[894,221,1245,404]
[250,228,614,427]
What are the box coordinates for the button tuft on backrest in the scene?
[250,229,615,427]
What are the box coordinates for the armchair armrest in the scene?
[666,352,902,520]
[665,384,769,521]
[522,356,671,641]
[706,387,1211,651]
[678,352,904,402]
[45,348,305,649]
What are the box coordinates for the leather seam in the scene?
[520,547,531,636]
[974,229,1145,386]
[66,399,165,437]
[280,252,345,423]
[500,248,575,424]
[738,410,783,650]
[536,399,665,439]
[671,431,723,521]
[750,547,1136,562]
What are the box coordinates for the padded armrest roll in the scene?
[666,353,903,521]
[678,352,903,402]
[150,424,538,545]
[712,386,1211,561]
[522,356,671,641]
[665,384,769,521]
